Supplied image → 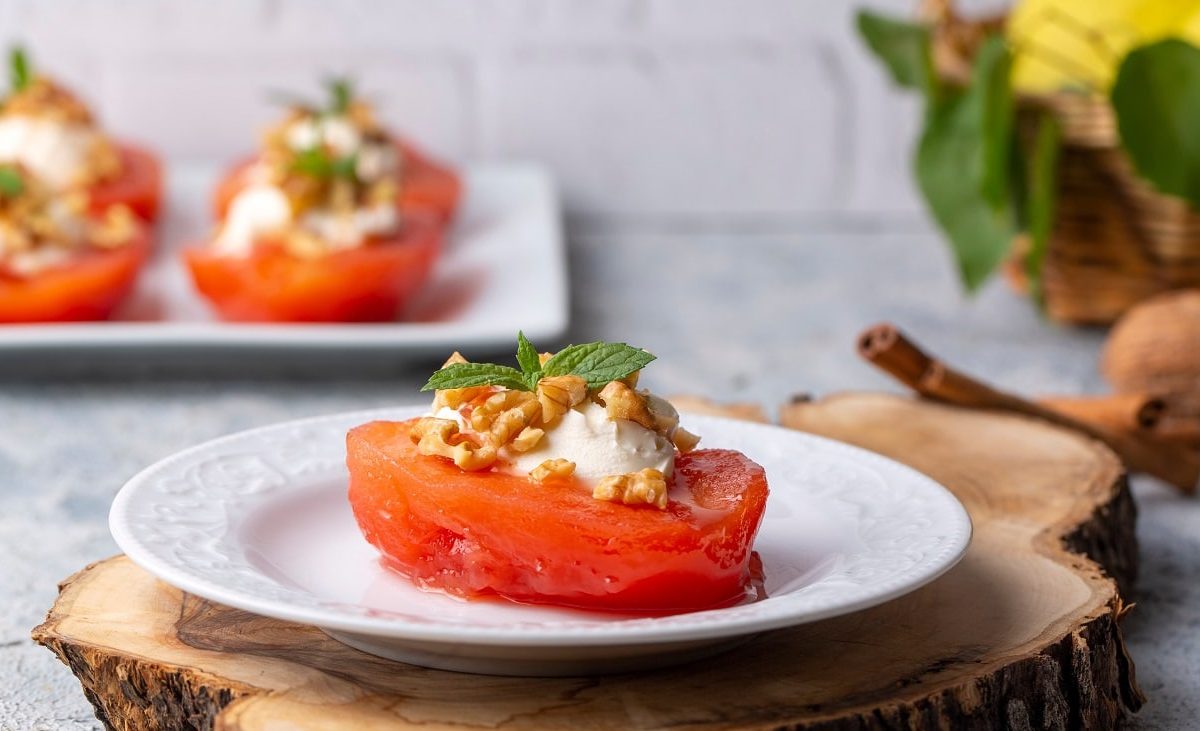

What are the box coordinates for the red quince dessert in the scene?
[0,48,162,222]
[212,79,460,224]
[184,79,443,322]
[0,165,150,322]
[347,335,770,612]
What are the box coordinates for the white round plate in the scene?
[110,406,971,677]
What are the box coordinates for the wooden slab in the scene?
[34,393,1143,730]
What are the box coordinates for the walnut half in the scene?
[530,458,576,484]
[472,389,541,445]
[409,417,497,471]
[595,381,656,430]
[593,468,669,509]
[432,352,489,411]
[537,375,588,426]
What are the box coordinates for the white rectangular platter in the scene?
[0,163,567,362]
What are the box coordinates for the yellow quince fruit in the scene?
[1009,0,1200,93]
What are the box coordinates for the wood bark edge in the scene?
[32,394,1146,730]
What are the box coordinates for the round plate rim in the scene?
[110,406,972,647]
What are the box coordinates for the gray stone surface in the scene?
[1,228,1194,728]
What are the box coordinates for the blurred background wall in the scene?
[0,0,945,227]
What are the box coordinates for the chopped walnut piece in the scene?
[537,375,588,426]
[431,352,489,410]
[593,468,669,509]
[4,77,94,124]
[644,393,680,435]
[529,458,575,484]
[619,370,640,389]
[472,389,527,430]
[595,381,656,430]
[409,417,497,471]
[472,389,542,446]
[509,426,545,453]
[87,205,136,249]
[672,426,701,453]
[83,136,121,185]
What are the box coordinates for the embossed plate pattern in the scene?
[110,407,971,675]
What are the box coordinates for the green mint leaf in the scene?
[1024,112,1061,309]
[330,153,358,179]
[291,146,357,181]
[290,147,332,177]
[856,11,935,93]
[515,331,542,389]
[1112,39,1200,208]
[326,77,354,115]
[916,34,1018,292]
[0,166,23,198]
[9,46,29,93]
[542,342,656,388]
[976,36,1014,212]
[421,363,530,393]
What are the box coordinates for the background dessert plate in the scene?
[110,406,972,677]
[0,163,566,369]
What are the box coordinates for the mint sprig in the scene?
[326,77,353,116]
[542,341,656,388]
[420,333,655,392]
[9,46,30,93]
[0,166,24,198]
[515,331,542,389]
[291,147,357,180]
[423,362,528,393]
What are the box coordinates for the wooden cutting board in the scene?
[33,393,1143,730]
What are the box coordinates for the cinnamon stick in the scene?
[858,323,1200,494]
[1156,417,1200,449]
[1036,394,1166,433]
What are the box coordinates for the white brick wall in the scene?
[0,0,932,223]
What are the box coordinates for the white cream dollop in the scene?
[299,202,398,249]
[0,116,101,189]
[214,175,399,255]
[426,400,675,485]
[0,197,89,276]
[285,116,362,156]
[213,184,293,255]
[507,401,675,484]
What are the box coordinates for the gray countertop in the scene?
[2,228,1195,728]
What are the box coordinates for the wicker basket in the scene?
[927,3,1200,325]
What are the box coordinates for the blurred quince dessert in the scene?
[0,164,149,322]
[0,48,162,221]
[185,80,447,322]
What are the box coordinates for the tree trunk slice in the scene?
[33,393,1143,730]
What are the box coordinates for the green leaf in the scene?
[1024,113,1061,306]
[9,46,29,93]
[542,342,656,389]
[329,153,357,179]
[1112,39,1200,208]
[0,166,22,197]
[915,35,1019,291]
[976,37,1014,211]
[421,363,530,393]
[290,147,331,177]
[856,11,935,93]
[291,148,356,180]
[515,331,542,389]
[326,77,353,115]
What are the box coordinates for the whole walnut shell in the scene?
[1102,290,1200,416]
